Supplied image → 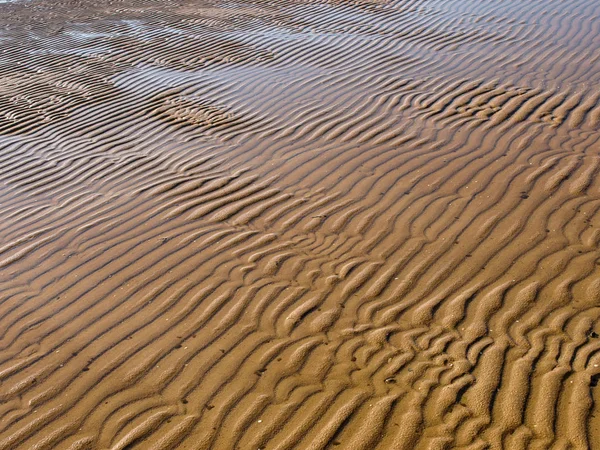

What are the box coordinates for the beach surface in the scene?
[1,0,600,448]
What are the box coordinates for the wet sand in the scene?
[1,0,600,448]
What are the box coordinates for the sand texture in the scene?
[1,0,600,448]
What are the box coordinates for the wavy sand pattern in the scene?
[1,0,600,448]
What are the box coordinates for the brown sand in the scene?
[0,0,600,448]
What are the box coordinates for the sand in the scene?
[0,0,599,448]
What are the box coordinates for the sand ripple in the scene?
[0,0,600,448]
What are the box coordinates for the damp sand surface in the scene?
[1,0,600,448]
